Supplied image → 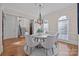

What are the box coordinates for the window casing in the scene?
[58,16,70,40]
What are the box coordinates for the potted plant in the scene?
[37,28,43,35]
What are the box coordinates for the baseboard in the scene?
[57,40,78,47]
[3,37,18,40]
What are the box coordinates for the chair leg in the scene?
[52,48,54,55]
[53,45,58,56]
[45,48,54,56]
[27,46,28,50]
[45,49,48,56]
[30,47,32,54]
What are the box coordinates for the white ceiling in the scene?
[2,3,76,19]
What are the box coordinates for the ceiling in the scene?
[2,3,76,19]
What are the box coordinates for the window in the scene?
[58,16,70,40]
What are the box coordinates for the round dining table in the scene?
[31,34,51,43]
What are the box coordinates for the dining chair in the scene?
[41,35,58,56]
[24,35,39,55]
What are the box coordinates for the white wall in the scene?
[4,14,19,39]
[45,4,78,45]
[3,13,30,39]
[2,5,31,39]
[2,8,31,20]
[46,4,77,34]
[0,4,3,55]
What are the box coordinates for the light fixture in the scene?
[35,4,43,25]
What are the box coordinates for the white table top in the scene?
[31,34,52,38]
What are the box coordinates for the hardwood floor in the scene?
[1,36,78,56]
[57,41,78,56]
[2,37,27,56]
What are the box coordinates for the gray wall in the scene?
[0,4,3,55]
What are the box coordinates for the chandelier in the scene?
[35,4,43,25]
